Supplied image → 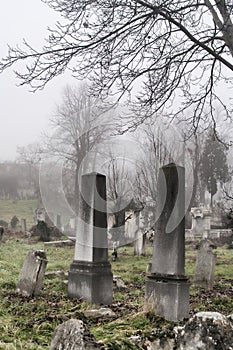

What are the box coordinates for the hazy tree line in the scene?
[11,82,231,218]
[0,162,38,200]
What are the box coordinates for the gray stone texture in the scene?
[83,307,116,319]
[151,164,185,276]
[194,239,216,289]
[56,214,61,228]
[21,218,26,232]
[68,261,113,305]
[134,211,146,256]
[49,319,100,350]
[175,312,233,350]
[68,173,113,305]
[17,250,47,296]
[145,277,189,322]
[145,164,189,322]
[74,173,108,262]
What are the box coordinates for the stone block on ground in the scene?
[45,270,69,278]
[113,275,127,289]
[83,307,116,319]
[17,250,47,296]
[44,240,75,247]
[175,312,233,350]
[49,319,100,350]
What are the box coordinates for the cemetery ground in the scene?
[0,200,37,229]
[0,235,232,349]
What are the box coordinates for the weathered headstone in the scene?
[50,319,100,350]
[134,211,146,256]
[190,206,212,238]
[17,250,47,296]
[69,217,76,231]
[21,218,26,232]
[56,214,61,229]
[68,172,113,305]
[145,163,190,322]
[125,210,135,241]
[194,239,216,289]
[34,208,46,224]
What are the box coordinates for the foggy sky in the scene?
[0,1,75,161]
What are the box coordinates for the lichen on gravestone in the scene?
[50,319,100,350]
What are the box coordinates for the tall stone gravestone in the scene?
[194,239,216,289]
[68,172,113,305]
[145,163,190,321]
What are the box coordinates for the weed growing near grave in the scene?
[0,239,232,349]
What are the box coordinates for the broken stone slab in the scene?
[17,250,47,296]
[83,307,116,319]
[49,319,100,350]
[45,270,69,278]
[44,240,75,247]
[113,275,127,289]
[175,311,233,350]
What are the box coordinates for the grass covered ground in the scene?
[0,237,232,349]
[0,200,37,229]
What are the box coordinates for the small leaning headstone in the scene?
[194,239,216,289]
[17,250,47,296]
[50,319,100,350]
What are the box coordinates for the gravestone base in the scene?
[145,274,190,322]
[68,260,113,305]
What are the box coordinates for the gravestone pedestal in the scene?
[145,275,190,321]
[145,164,190,322]
[69,261,113,305]
[68,173,113,305]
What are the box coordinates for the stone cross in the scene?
[145,163,190,321]
[68,172,113,305]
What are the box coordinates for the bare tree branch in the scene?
[1,1,233,132]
